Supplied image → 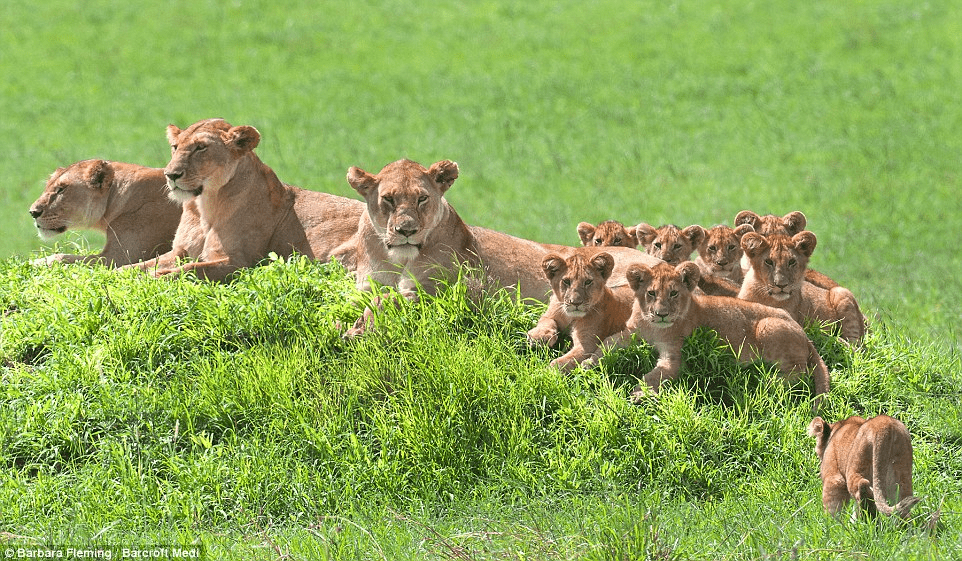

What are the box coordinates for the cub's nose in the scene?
[165,171,183,181]
[29,208,42,219]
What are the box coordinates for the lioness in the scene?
[807,415,920,519]
[735,209,839,289]
[127,119,363,281]
[29,159,181,266]
[577,220,638,248]
[594,261,830,402]
[342,159,659,336]
[635,223,703,265]
[739,231,866,343]
[526,250,634,371]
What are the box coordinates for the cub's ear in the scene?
[634,223,658,246]
[576,222,596,247]
[428,160,459,194]
[542,254,567,280]
[624,226,639,247]
[783,211,807,235]
[740,232,769,259]
[734,210,762,230]
[166,124,183,147]
[625,264,653,292]
[682,225,706,247]
[347,166,379,197]
[806,417,827,438]
[677,261,700,292]
[85,160,113,189]
[225,125,261,153]
[793,231,818,257]
[591,252,615,281]
[733,223,755,239]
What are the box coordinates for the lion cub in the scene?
[807,415,920,519]
[595,261,830,402]
[739,231,866,343]
[577,220,638,248]
[735,210,839,289]
[693,224,754,286]
[527,250,633,372]
[635,223,703,265]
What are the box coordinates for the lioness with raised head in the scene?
[594,261,830,402]
[577,220,638,248]
[29,159,181,266]
[526,249,634,371]
[807,415,920,519]
[738,231,866,343]
[635,223,703,265]
[127,119,363,281]
[342,159,659,336]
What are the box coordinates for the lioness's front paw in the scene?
[31,254,61,266]
[629,383,654,404]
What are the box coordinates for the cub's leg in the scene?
[821,473,851,517]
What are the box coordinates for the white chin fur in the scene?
[387,245,421,262]
[770,291,792,301]
[167,188,196,203]
[564,308,587,318]
[36,228,63,241]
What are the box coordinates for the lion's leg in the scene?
[829,287,865,343]
[527,301,566,348]
[155,258,235,281]
[637,341,682,397]
[821,474,850,517]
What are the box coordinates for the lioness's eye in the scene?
[417,195,428,205]
[382,196,394,207]
[194,144,207,152]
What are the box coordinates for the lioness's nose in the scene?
[29,208,42,219]
[165,171,183,181]
[395,226,418,238]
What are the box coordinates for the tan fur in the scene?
[596,261,830,403]
[807,415,920,519]
[739,231,866,343]
[526,250,634,371]
[735,210,839,289]
[635,223,704,265]
[577,220,638,248]
[29,159,181,266]
[343,159,660,337]
[126,119,363,281]
[694,224,753,285]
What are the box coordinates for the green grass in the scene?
[2,0,962,558]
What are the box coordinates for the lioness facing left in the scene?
[807,415,920,520]
[29,159,181,266]
[128,119,363,281]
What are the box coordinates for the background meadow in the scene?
[1,1,961,559]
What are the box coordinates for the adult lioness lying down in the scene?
[342,159,659,336]
[127,119,363,281]
[29,159,181,266]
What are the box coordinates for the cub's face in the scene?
[741,231,816,301]
[163,119,261,203]
[347,159,458,262]
[577,220,638,248]
[734,210,807,237]
[542,251,614,318]
[635,224,704,265]
[696,224,753,276]
[29,159,113,239]
[626,261,699,327]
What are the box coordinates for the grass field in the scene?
[2,1,962,559]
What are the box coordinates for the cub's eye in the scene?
[194,144,207,152]
[788,258,797,266]
[764,259,774,267]
[612,237,622,244]
[594,238,603,245]
[584,279,593,286]
[672,243,682,251]
[382,196,395,207]
[728,244,736,251]
[669,290,678,298]
[417,195,428,205]
[654,242,662,249]
[647,290,656,298]
[55,185,67,195]
[171,145,178,151]
[562,278,571,287]
[708,245,717,252]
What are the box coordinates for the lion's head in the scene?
[695,224,754,277]
[635,223,703,265]
[163,118,261,203]
[29,159,114,240]
[734,210,807,237]
[576,220,638,248]
[542,251,615,318]
[347,159,459,262]
[625,261,699,328]
[741,231,816,301]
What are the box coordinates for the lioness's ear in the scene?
[806,417,826,438]
[347,167,379,197]
[576,222,596,246]
[85,160,113,189]
[166,124,182,147]
[741,232,768,258]
[793,231,817,257]
[733,223,755,239]
[734,210,762,230]
[783,211,807,235]
[682,225,706,248]
[677,261,700,292]
[592,252,615,281]
[225,126,261,153]
[626,264,652,292]
[542,254,567,280]
[635,223,658,246]
[428,160,459,194]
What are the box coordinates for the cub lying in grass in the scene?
[739,231,866,343]
[807,415,920,520]
[594,261,830,403]
[526,250,633,372]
